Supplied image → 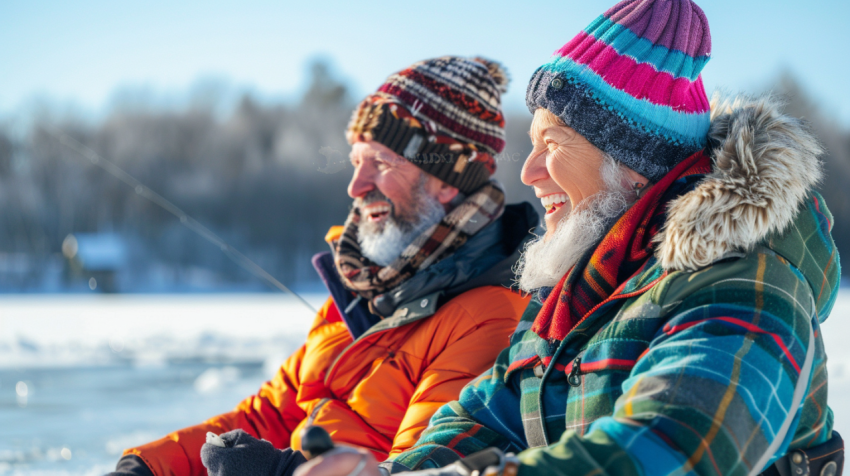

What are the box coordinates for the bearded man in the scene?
[109,56,537,476]
[297,1,842,475]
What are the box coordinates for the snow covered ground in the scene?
[0,294,324,475]
[0,291,848,475]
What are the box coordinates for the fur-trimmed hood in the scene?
[655,94,825,271]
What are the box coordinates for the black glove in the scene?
[201,429,307,476]
[105,454,155,476]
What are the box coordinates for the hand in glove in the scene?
[201,429,307,476]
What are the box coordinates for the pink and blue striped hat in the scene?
[526,0,711,182]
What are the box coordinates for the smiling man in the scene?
[109,56,537,476]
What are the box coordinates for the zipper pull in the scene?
[568,356,582,387]
[533,363,546,378]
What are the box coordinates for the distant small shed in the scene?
[62,233,128,292]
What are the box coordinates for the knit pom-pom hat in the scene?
[347,56,509,194]
[526,0,712,183]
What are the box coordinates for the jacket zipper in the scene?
[567,356,582,387]
[307,398,331,426]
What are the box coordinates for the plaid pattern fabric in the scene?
[335,181,505,303]
[388,190,840,476]
[532,151,711,342]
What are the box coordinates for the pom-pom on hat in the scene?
[526,0,712,183]
[347,56,509,194]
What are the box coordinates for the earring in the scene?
[633,182,645,198]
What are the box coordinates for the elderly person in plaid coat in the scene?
[296,0,841,475]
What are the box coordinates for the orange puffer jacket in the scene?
[122,204,536,476]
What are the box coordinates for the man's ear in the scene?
[430,177,460,205]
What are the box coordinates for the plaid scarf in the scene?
[335,181,505,304]
[532,151,712,342]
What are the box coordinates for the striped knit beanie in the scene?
[526,0,712,183]
[347,56,509,194]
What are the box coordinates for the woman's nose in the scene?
[521,149,549,186]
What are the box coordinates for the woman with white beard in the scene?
[515,108,648,292]
[296,0,843,475]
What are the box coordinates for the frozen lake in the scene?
[0,294,323,475]
[1,292,849,475]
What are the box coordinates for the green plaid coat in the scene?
[386,97,841,476]
[387,190,839,476]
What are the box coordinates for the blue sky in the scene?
[2,0,849,123]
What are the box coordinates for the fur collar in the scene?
[656,94,824,271]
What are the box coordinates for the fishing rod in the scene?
[43,125,318,314]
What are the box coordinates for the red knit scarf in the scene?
[531,151,712,342]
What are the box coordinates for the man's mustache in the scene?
[355,190,395,211]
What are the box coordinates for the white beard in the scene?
[516,157,635,292]
[358,186,446,267]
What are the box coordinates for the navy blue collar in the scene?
[312,202,541,339]
[312,252,380,340]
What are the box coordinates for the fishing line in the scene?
[43,125,318,314]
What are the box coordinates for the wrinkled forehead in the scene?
[529,108,566,139]
[349,140,405,164]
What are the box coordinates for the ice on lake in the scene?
[0,294,322,475]
[1,291,848,475]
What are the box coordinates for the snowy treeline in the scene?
[0,64,846,292]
